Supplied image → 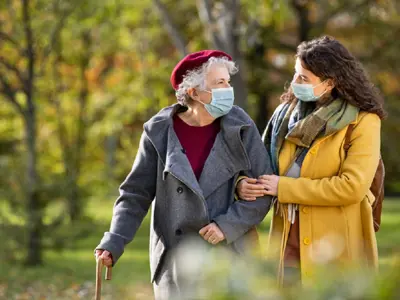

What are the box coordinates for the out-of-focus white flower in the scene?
[309,233,345,264]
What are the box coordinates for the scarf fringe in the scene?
[275,201,298,224]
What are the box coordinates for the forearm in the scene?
[213,197,271,243]
[96,130,157,265]
[278,174,371,206]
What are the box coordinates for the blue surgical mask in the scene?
[203,87,234,118]
[291,80,327,102]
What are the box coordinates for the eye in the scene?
[217,79,230,85]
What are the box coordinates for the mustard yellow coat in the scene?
[268,111,381,284]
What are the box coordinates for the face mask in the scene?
[202,87,234,118]
[291,80,327,102]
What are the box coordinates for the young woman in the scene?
[237,36,386,285]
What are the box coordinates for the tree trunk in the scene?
[292,0,311,42]
[152,0,188,56]
[24,106,42,266]
[68,32,91,221]
[230,57,247,110]
[67,180,80,221]
[246,31,270,132]
[22,0,42,266]
[222,0,247,110]
[196,0,248,109]
[255,92,269,134]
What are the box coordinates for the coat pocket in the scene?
[150,235,167,283]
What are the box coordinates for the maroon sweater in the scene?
[173,115,220,180]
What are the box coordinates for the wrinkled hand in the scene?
[237,177,268,201]
[257,175,280,196]
[199,222,225,245]
[95,249,113,267]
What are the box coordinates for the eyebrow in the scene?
[214,77,230,83]
[294,65,310,80]
[295,70,309,80]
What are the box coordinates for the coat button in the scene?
[302,206,309,214]
[175,229,183,236]
[177,187,183,194]
[310,148,317,155]
[303,237,311,245]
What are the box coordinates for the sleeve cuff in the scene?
[95,232,126,266]
[277,176,294,204]
[212,217,246,245]
[234,176,249,201]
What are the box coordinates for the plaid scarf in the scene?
[262,97,359,219]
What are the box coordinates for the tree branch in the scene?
[219,0,241,56]
[359,27,400,62]
[50,44,70,153]
[0,75,24,115]
[244,19,297,54]
[152,0,188,56]
[277,41,297,53]
[0,31,24,55]
[291,0,311,42]
[74,31,91,177]
[22,0,35,109]
[315,0,373,30]
[0,56,27,90]
[42,2,78,62]
[45,213,65,229]
[196,0,225,50]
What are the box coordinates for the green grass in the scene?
[1,198,400,299]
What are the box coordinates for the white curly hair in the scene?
[175,56,238,106]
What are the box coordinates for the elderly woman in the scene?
[95,50,273,299]
[237,36,385,286]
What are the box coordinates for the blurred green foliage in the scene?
[1,197,400,299]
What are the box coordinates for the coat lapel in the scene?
[163,125,204,198]
[146,104,252,200]
[198,119,251,199]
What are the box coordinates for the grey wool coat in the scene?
[96,104,273,295]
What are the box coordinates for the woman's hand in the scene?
[258,175,280,196]
[199,222,225,245]
[95,249,113,267]
[237,178,267,201]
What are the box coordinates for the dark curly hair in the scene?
[281,36,387,119]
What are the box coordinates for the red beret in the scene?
[170,50,232,90]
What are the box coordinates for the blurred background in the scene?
[0,0,399,299]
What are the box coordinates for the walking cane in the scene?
[95,257,112,300]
